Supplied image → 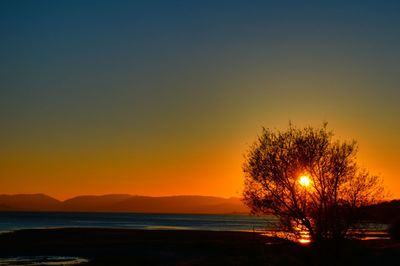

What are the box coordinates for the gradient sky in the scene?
[1,1,399,200]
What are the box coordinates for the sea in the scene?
[0,211,389,238]
[0,212,279,233]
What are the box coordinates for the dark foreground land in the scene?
[0,228,399,266]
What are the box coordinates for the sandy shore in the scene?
[0,228,398,265]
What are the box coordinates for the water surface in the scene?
[0,212,277,233]
[0,212,388,240]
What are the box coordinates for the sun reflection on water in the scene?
[262,228,311,245]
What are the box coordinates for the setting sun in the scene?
[299,175,311,187]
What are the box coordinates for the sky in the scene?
[0,0,399,200]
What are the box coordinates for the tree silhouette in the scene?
[243,123,384,242]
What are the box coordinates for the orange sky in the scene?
[0,2,399,200]
[1,119,399,200]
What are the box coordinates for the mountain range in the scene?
[0,194,249,214]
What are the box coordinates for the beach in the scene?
[0,228,398,265]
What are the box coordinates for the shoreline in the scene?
[0,228,279,265]
[0,228,398,265]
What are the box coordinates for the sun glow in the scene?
[299,175,311,187]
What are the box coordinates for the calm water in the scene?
[0,212,388,241]
[0,212,279,233]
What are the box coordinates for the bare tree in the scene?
[243,123,384,242]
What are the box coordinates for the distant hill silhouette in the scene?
[62,194,133,212]
[0,194,249,214]
[0,194,62,211]
[2,194,398,217]
[110,195,247,214]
